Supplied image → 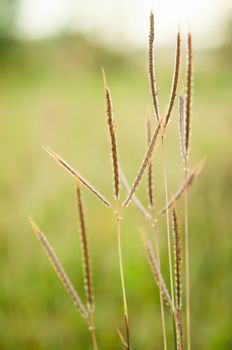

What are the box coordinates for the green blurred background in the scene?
[0,1,232,349]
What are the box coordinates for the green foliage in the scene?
[0,0,19,40]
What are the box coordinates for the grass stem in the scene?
[116,211,130,349]
[184,161,191,350]
[89,312,98,350]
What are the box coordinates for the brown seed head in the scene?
[164,30,181,131]
[102,67,120,200]
[185,32,193,159]
[29,217,89,321]
[149,11,160,122]
[76,185,94,313]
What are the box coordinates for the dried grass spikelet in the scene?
[76,185,94,313]
[185,32,193,160]
[178,95,186,161]
[149,11,160,122]
[163,30,181,131]
[123,117,164,208]
[29,217,88,321]
[146,117,154,208]
[43,145,111,208]
[172,207,182,310]
[102,67,120,200]
[119,167,151,221]
[172,207,183,350]
[175,309,183,350]
[144,236,174,313]
[159,158,205,216]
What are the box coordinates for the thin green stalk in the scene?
[184,161,191,350]
[89,312,98,350]
[116,207,130,350]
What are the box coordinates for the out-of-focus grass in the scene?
[0,38,232,349]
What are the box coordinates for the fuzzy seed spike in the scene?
[28,217,89,321]
[159,158,205,216]
[164,30,181,131]
[172,207,182,310]
[123,117,164,208]
[185,32,193,159]
[144,235,174,313]
[179,95,186,160]
[175,309,184,350]
[149,11,160,122]
[102,67,120,200]
[42,145,111,208]
[172,206,183,350]
[76,185,94,313]
[146,117,154,208]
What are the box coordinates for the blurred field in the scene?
[0,37,232,349]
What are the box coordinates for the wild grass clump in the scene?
[29,11,203,350]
